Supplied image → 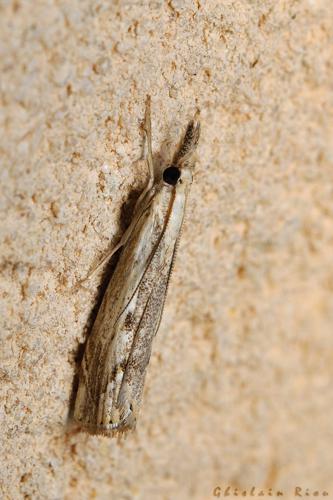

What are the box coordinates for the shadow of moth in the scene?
[74,96,200,435]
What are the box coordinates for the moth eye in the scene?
[163,165,181,185]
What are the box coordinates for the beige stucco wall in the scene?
[1,1,332,499]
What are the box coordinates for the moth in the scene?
[74,96,200,435]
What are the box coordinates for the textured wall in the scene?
[1,1,332,499]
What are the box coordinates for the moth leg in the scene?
[73,97,155,291]
[73,217,142,290]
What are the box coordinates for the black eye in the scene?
[163,165,181,185]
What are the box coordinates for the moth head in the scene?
[163,112,200,187]
[162,163,193,186]
[163,164,181,185]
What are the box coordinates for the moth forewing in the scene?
[73,99,200,435]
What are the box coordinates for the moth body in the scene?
[74,98,200,434]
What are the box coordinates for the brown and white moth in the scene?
[74,97,200,435]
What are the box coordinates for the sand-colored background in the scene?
[1,1,333,499]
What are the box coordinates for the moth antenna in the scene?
[143,95,154,188]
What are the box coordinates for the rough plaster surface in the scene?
[1,1,333,499]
